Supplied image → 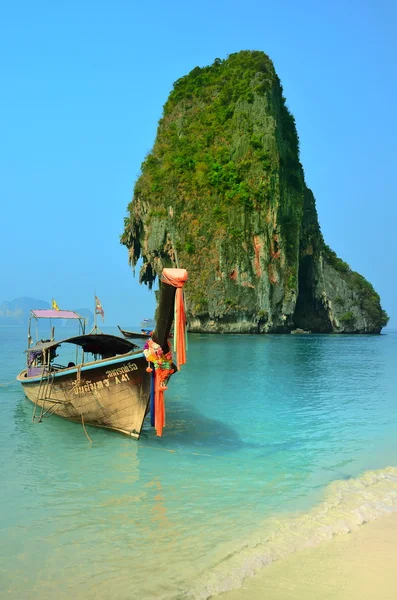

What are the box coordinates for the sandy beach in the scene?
[222,511,397,600]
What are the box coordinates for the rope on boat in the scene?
[81,413,93,443]
[0,380,17,387]
[143,445,223,458]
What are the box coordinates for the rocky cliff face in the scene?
[121,51,388,333]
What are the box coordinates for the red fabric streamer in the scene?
[154,367,174,437]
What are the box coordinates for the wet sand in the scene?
[222,511,397,600]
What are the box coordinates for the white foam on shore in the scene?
[187,466,397,599]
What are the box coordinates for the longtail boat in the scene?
[117,325,152,339]
[16,269,188,438]
[117,324,173,340]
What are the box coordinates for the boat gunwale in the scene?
[16,350,145,384]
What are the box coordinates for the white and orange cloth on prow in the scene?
[144,268,188,437]
[162,268,188,371]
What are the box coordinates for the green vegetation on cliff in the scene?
[121,52,303,279]
[121,51,388,333]
[139,51,300,214]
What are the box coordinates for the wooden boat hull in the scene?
[17,353,155,438]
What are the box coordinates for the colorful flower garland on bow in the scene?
[143,339,174,437]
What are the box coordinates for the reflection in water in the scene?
[145,477,179,556]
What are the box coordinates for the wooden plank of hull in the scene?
[19,356,152,438]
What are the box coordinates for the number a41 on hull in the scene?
[16,269,188,439]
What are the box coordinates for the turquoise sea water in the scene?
[1,327,397,599]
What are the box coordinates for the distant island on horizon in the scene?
[0,297,94,327]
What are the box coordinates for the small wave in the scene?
[187,466,397,599]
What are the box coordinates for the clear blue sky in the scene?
[1,0,396,326]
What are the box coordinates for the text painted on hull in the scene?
[72,363,139,395]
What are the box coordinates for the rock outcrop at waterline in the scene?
[121,51,388,333]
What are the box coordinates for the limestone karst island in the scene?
[121,50,388,334]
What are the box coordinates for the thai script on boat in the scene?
[105,363,138,378]
[72,370,134,395]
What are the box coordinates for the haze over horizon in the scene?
[1,0,395,326]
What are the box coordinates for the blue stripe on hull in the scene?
[19,352,145,384]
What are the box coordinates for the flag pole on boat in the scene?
[91,292,104,334]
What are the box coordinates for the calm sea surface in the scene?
[1,327,397,599]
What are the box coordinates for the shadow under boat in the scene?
[16,269,188,439]
[140,397,302,458]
